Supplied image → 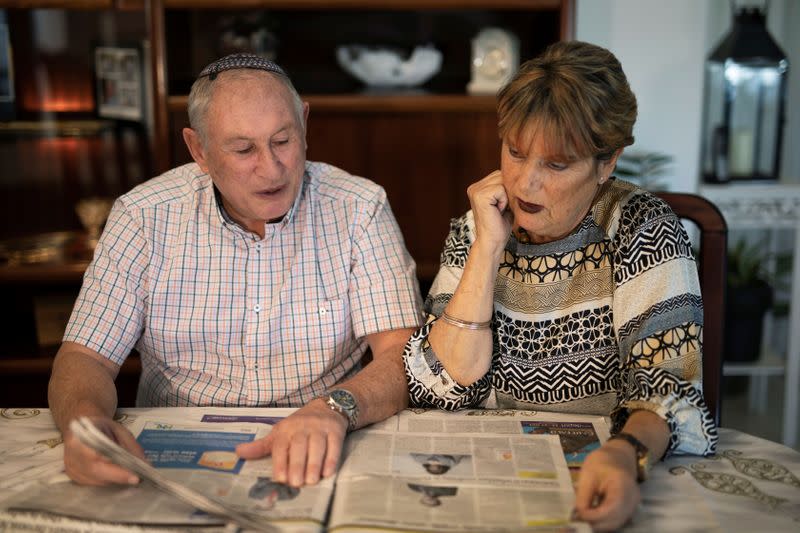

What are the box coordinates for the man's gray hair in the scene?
[187,54,305,145]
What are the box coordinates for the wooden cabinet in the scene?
[0,0,572,405]
[151,0,574,281]
[0,5,151,240]
[0,260,141,407]
[0,2,151,406]
[1,0,572,278]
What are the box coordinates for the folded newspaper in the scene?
[1,412,331,532]
[67,417,279,532]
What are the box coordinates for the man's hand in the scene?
[63,415,146,486]
[573,441,641,532]
[236,399,348,487]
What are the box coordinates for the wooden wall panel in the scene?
[306,111,500,280]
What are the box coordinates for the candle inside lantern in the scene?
[729,128,754,176]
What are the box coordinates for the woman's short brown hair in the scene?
[497,40,637,160]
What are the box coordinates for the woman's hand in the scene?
[574,440,641,532]
[467,170,513,255]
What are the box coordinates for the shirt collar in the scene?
[282,171,308,225]
[211,170,308,233]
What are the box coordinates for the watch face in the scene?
[330,389,356,410]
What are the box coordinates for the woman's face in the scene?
[500,127,619,244]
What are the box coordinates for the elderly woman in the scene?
[403,41,717,531]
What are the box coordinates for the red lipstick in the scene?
[517,199,543,214]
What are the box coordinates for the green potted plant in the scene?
[724,238,774,363]
[614,150,673,191]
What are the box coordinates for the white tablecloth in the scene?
[630,428,800,531]
[1,408,798,531]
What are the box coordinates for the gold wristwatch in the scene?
[609,432,651,482]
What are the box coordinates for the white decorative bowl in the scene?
[336,44,442,88]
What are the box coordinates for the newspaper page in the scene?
[1,414,327,533]
[395,408,611,472]
[328,428,589,532]
[0,408,607,532]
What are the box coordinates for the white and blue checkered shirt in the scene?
[64,161,424,407]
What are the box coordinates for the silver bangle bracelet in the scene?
[440,311,491,330]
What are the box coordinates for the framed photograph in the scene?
[94,46,144,121]
[0,21,14,119]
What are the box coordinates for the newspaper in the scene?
[395,409,611,470]
[329,430,578,532]
[323,409,607,532]
[1,409,605,532]
[2,416,328,533]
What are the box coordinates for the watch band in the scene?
[609,432,651,482]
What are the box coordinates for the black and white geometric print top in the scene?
[403,178,718,457]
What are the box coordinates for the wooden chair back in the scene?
[656,192,727,425]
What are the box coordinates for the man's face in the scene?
[186,71,308,235]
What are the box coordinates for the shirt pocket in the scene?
[275,297,352,372]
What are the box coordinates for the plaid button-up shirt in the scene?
[64,161,423,407]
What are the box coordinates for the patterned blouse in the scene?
[404,179,717,457]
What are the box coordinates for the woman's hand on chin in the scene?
[467,170,513,256]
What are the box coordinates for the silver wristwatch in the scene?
[324,389,359,431]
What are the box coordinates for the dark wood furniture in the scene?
[154,0,574,281]
[1,0,573,406]
[656,192,728,426]
[2,0,573,272]
[0,352,141,408]
[0,255,142,408]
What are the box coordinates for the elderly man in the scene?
[48,54,423,488]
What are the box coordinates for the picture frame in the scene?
[0,21,15,120]
[94,46,144,121]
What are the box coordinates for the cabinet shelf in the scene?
[0,1,113,8]
[0,120,114,138]
[1,0,149,9]
[723,353,785,377]
[700,183,800,446]
[0,261,90,283]
[168,93,497,114]
[0,0,563,10]
[163,0,562,10]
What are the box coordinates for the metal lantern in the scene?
[701,4,789,183]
